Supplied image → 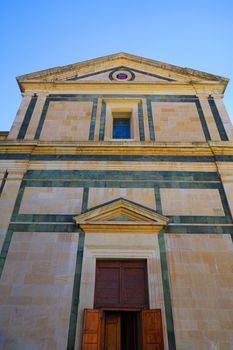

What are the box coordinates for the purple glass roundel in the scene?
[116,73,128,80]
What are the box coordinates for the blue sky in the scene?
[1,0,233,130]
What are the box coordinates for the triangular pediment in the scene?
[73,198,169,234]
[65,66,175,83]
[17,52,228,87]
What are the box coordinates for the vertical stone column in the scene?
[0,168,26,251]
[212,95,233,140]
[197,94,220,140]
[142,98,150,141]
[216,162,233,218]
[24,93,48,140]
[0,171,5,192]
[93,98,103,141]
[7,93,33,139]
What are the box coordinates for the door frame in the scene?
[77,244,168,349]
[100,307,142,350]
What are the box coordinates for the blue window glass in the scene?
[116,73,128,80]
[113,118,131,139]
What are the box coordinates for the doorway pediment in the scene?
[73,198,168,233]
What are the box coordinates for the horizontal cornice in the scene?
[0,141,233,157]
[18,80,226,95]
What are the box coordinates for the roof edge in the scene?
[16,52,229,83]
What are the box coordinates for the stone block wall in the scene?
[166,234,233,349]
[6,94,233,142]
[0,232,79,350]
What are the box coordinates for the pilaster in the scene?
[197,94,220,140]
[7,93,33,139]
[24,93,48,140]
[212,95,233,140]
[0,168,26,251]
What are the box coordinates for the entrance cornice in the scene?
[73,198,169,234]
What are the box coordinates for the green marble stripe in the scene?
[34,98,50,139]
[166,225,233,234]
[0,171,8,196]
[168,216,231,224]
[0,184,26,277]
[154,188,162,215]
[48,95,99,101]
[218,187,233,220]
[138,101,145,141]
[22,180,221,190]
[17,96,37,139]
[208,97,228,141]
[25,170,220,182]
[146,98,155,141]
[89,98,98,140]
[67,187,88,349]
[10,186,26,222]
[194,100,211,141]
[0,154,217,162]
[99,101,106,140]
[0,230,13,278]
[48,94,197,100]
[215,156,233,162]
[8,223,75,232]
[12,214,74,223]
[67,230,85,350]
[11,213,232,225]
[81,187,89,213]
[7,222,233,234]
[158,231,176,350]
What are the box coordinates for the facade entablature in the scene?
[1,140,233,157]
[18,81,226,96]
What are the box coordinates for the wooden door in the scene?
[104,313,121,350]
[94,260,148,308]
[142,309,164,350]
[82,309,102,350]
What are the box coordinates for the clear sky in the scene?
[1,0,233,131]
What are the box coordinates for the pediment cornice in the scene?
[73,198,169,234]
[16,52,228,89]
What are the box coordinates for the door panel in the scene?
[95,260,148,308]
[123,267,147,306]
[82,309,101,350]
[142,309,164,350]
[104,313,121,350]
[95,266,120,307]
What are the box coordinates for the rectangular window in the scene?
[112,112,131,139]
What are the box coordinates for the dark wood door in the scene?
[82,309,102,350]
[142,309,164,350]
[94,260,148,308]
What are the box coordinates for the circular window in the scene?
[109,69,135,81]
[116,73,128,80]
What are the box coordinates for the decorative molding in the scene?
[74,198,169,234]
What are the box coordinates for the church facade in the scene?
[0,53,233,349]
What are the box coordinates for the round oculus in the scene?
[116,73,128,80]
[109,69,135,81]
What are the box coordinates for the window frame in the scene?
[112,112,132,140]
[103,99,141,141]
